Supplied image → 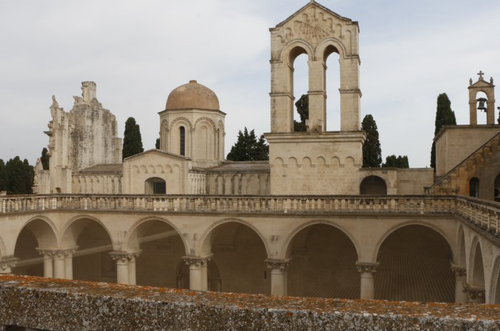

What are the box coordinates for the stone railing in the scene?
[1,194,499,236]
[1,275,499,331]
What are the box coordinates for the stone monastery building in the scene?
[3,0,500,308]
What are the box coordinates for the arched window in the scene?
[179,126,186,156]
[469,177,480,198]
[360,175,387,195]
[324,45,341,131]
[145,177,166,195]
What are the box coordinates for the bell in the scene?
[477,97,487,112]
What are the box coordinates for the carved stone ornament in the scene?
[182,255,212,267]
[37,247,79,258]
[109,251,141,263]
[0,257,19,272]
[450,265,466,278]
[463,283,485,301]
[265,259,291,271]
[356,262,379,275]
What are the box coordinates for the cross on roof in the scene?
[478,70,485,80]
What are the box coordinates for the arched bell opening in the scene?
[324,45,341,132]
[375,225,455,302]
[360,175,388,195]
[201,221,270,295]
[126,220,186,288]
[287,224,359,299]
[290,46,309,133]
[475,91,489,125]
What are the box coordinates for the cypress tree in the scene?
[430,93,456,169]
[383,155,409,168]
[40,147,50,170]
[294,94,308,132]
[362,114,382,167]
[155,138,160,149]
[227,128,269,161]
[0,159,6,192]
[5,157,33,194]
[122,117,144,160]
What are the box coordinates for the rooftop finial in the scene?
[477,70,485,81]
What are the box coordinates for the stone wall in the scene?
[0,275,499,331]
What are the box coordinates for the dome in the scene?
[165,80,220,111]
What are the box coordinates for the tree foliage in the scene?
[383,155,409,168]
[122,117,144,160]
[227,127,269,161]
[430,93,456,169]
[0,157,34,194]
[40,148,50,170]
[294,94,308,132]
[362,114,382,167]
[155,138,160,149]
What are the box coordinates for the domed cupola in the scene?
[165,80,220,111]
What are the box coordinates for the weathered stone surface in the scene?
[0,275,499,331]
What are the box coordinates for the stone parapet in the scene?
[0,275,499,331]
[0,194,499,236]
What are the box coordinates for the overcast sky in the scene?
[1,0,499,168]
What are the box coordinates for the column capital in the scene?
[182,255,212,267]
[356,262,379,275]
[0,256,19,272]
[451,264,467,278]
[265,259,291,271]
[36,247,79,258]
[110,251,142,263]
[463,283,485,301]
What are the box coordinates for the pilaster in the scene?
[451,264,467,304]
[463,282,485,304]
[0,256,19,274]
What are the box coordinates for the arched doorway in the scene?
[287,224,359,299]
[126,220,185,288]
[202,222,269,294]
[12,219,57,277]
[375,225,455,302]
[61,218,114,283]
[360,176,387,195]
[469,177,480,198]
[145,177,166,194]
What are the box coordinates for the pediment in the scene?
[470,79,494,88]
[124,149,190,164]
[271,1,359,54]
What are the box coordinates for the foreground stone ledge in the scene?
[0,276,499,331]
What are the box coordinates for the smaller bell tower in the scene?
[468,71,496,125]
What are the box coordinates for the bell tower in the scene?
[266,1,365,195]
[468,71,496,125]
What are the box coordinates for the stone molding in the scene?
[109,251,142,263]
[265,259,291,272]
[450,264,466,278]
[356,262,379,275]
[0,257,18,272]
[182,255,212,267]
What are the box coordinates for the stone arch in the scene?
[200,218,270,258]
[282,220,359,260]
[360,175,388,195]
[491,255,500,304]
[60,215,114,248]
[61,215,115,283]
[12,216,59,277]
[280,41,315,64]
[284,221,359,299]
[123,217,187,287]
[123,217,187,254]
[470,237,485,289]
[316,38,348,61]
[199,218,270,295]
[375,224,455,302]
[194,117,217,132]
